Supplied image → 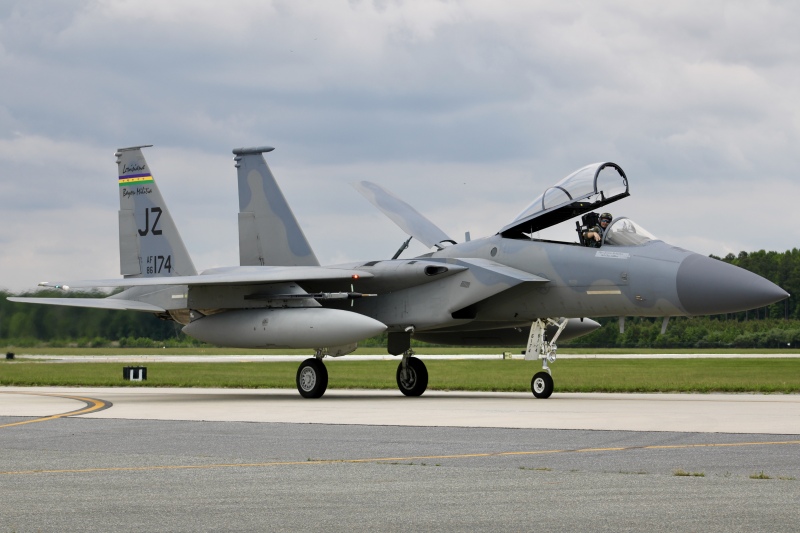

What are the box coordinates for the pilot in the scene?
[583,212,612,247]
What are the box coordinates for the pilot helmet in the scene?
[599,213,612,223]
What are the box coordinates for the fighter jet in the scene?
[9,146,789,399]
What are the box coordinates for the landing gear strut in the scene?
[525,318,568,399]
[396,350,428,397]
[296,356,328,398]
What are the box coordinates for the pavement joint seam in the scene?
[3,439,799,476]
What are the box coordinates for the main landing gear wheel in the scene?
[531,371,554,399]
[396,356,428,397]
[296,358,328,398]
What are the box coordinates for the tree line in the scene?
[0,290,190,348]
[1,248,798,349]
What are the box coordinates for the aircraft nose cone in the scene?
[676,254,789,315]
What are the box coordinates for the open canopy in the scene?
[499,162,629,238]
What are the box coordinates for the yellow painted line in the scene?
[577,447,628,452]
[643,440,800,450]
[1,439,799,476]
[0,391,112,429]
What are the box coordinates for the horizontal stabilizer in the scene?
[7,297,165,312]
[36,266,374,290]
[353,181,453,249]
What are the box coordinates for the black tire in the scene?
[396,357,428,397]
[531,371,554,399]
[296,358,328,398]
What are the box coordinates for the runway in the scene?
[2,387,800,531]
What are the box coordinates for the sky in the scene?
[1,0,799,293]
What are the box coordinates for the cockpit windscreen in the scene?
[603,218,656,246]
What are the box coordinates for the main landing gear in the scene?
[396,350,428,396]
[295,351,430,398]
[525,318,568,399]
[295,339,430,398]
[387,328,428,397]
[296,356,328,398]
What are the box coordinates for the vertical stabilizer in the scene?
[117,145,197,278]
[233,147,319,266]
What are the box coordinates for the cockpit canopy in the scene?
[499,162,629,238]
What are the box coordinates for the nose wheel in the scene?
[531,371,554,399]
[525,318,568,399]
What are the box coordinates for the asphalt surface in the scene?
[2,388,800,532]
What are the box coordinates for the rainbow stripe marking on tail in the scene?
[119,173,154,186]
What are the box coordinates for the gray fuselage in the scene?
[322,234,787,335]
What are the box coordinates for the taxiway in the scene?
[2,387,799,532]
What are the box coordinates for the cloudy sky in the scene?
[1,0,798,292]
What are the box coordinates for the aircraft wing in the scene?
[432,258,549,313]
[352,181,454,249]
[7,297,166,312]
[441,258,548,283]
[36,266,374,290]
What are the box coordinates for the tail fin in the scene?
[117,145,197,278]
[233,147,319,266]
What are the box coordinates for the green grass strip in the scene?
[3,346,800,356]
[2,359,800,393]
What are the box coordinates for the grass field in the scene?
[3,346,800,356]
[2,358,799,393]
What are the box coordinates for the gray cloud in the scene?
[1,0,798,291]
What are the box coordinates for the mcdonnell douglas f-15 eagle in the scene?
[9,146,789,398]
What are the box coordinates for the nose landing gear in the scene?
[525,318,568,399]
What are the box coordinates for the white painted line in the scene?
[14,353,800,363]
